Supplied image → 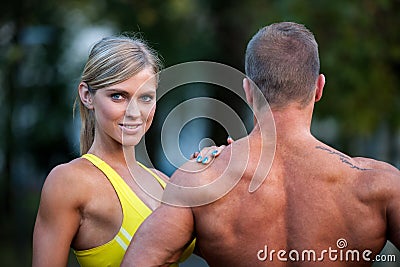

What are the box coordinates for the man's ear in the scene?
[315,74,325,103]
[243,78,254,106]
[78,82,94,109]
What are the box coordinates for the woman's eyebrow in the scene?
[103,88,128,92]
[104,87,156,94]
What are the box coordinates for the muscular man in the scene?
[122,22,400,266]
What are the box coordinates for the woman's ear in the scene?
[315,74,325,103]
[243,78,254,106]
[78,82,94,109]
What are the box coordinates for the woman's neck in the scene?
[88,138,137,167]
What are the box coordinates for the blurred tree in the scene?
[0,0,78,265]
[306,0,400,144]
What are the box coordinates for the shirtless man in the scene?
[122,22,400,266]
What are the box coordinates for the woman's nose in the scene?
[125,100,141,118]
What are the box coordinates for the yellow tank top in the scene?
[73,154,194,267]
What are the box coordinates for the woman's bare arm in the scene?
[32,164,83,267]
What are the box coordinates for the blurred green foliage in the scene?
[0,0,399,266]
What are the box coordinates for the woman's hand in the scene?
[190,136,234,164]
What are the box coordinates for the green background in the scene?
[1,0,399,266]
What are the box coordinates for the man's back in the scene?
[192,134,399,266]
[120,22,400,267]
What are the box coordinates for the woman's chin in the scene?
[121,139,141,147]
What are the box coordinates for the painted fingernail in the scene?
[202,157,209,164]
[212,150,218,156]
[196,155,202,162]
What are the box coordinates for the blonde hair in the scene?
[75,35,162,155]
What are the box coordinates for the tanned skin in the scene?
[122,72,400,267]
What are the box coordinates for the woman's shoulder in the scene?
[41,157,98,204]
[47,157,93,183]
[148,167,169,183]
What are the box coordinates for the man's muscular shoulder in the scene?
[164,147,233,207]
[170,144,233,186]
[355,158,400,249]
[353,156,399,173]
[352,157,400,205]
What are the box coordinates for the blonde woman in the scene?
[32,35,224,267]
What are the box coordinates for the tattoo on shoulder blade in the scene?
[315,146,370,171]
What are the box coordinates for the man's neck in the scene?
[252,101,315,143]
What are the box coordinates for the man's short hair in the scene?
[245,22,320,109]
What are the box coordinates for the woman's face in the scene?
[92,67,157,147]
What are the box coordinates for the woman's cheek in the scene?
[145,104,156,131]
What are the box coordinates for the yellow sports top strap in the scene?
[82,154,166,188]
[137,161,167,188]
[81,153,152,216]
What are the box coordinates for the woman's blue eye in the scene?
[141,95,153,102]
[111,94,123,100]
